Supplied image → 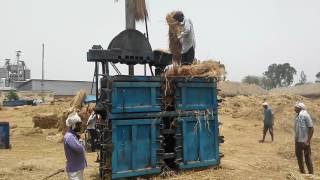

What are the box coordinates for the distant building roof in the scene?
[0,87,16,91]
[16,79,96,96]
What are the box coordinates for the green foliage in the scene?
[316,72,320,83]
[316,72,320,79]
[298,71,307,85]
[242,63,297,90]
[263,63,297,88]
[260,76,273,90]
[242,76,261,86]
[241,75,273,90]
[6,90,19,101]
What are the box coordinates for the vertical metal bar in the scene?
[95,61,99,101]
[111,121,117,172]
[41,44,44,101]
[131,125,137,169]
[102,62,106,74]
[144,15,149,76]
[126,0,135,75]
[105,62,109,76]
[90,75,94,95]
[144,15,149,39]
[23,65,25,81]
[125,0,135,29]
[41,44,44,91]
[151,120,157,166]
[149,65,154,76]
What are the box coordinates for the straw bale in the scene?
[166,11,182,65]
[32,113,59,129]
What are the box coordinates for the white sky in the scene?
[1,0,320,82]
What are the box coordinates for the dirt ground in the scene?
[0,95,319,180]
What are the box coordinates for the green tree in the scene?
[242,75,261,86]
[263,63,297,88]
[316,72,320,83]
[260,76,273,90]
[241,75,274,90]
[298,71,307,84]
[6,90,19,101]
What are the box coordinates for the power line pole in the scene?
[41,43,44,101]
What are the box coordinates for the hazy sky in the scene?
[1,0,320,82]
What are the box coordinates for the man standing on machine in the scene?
[173,11,196,65]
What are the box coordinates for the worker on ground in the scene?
[173,11,196,65]
[64,112,87,180]
[294,103,314,174]
[260,102,274,142]
[87,110,97,152]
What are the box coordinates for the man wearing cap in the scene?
[294,102,314,174]
[64,112,87,180]
[260,102,274,142]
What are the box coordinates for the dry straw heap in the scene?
[132,0,148,21]
[58,90,94,134]
[32,113,59,129]
[115,0,148,22]
[166,11,182,65]
[69,90,86,110]
[165,60,226,80]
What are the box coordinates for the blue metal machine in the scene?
[0,122,10,149]
[86,29,223,179]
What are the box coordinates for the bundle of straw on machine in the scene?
[166,11,183,66]
[165,60,226,80]
[58,90,95,134]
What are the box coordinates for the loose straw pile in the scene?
[166,11,182,65]
[165,60,226,80]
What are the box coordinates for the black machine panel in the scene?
[87,29,153,65]
[87,29,173,72]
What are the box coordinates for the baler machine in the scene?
[87,29,223,180]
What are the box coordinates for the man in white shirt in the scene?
[87,110,97,152]
[294,103,314,174]
[173,11,196,65]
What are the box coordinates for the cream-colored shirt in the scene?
[86,112,96,130]
[294,110,313,143]
[179,18,196,54]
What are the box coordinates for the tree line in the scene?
[242,63,320,90]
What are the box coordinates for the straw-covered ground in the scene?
[0,94,319,180]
